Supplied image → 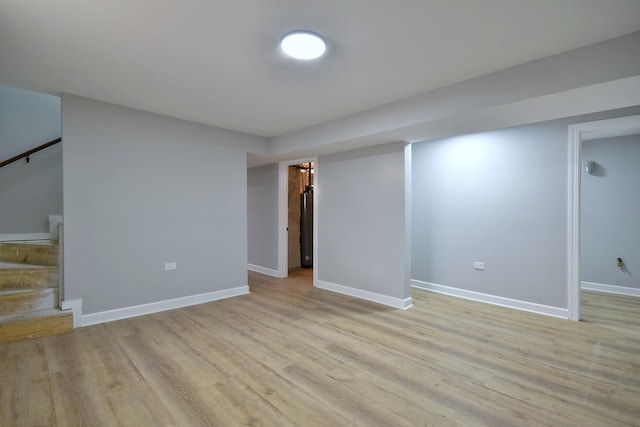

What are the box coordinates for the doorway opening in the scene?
[278,158,317,284]
[579,132,640,332]
[287,162,314,270]
[567,114,640,321]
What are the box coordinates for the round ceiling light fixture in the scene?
[280,30,327,60]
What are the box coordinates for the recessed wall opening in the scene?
[568,114,640,321]
[287,162,314,276]
[276,157,317,285]
[579,132,640,330]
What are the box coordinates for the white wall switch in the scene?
[473,262,485,270]
[164,262,177,270]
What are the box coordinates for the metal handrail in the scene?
[0,137,62,169]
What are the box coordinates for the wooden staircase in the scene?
[0,241,73,344]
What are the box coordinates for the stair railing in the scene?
[0,137,62,168]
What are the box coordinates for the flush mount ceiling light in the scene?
[280,30,326,60]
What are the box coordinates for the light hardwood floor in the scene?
[1,270,639,426]
[581,289,640,335]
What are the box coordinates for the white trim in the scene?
[411,279,568,319]
[403,142,413,303]
[61,299,83,328]
[277,162,288,277]
[582,281,640,298]
[567,123,581,321]
[312,160,319,288]
[81,286,250,327]
[248,263,281,277]
[58,223,64,306]
[571,114,640,141]
[316,279,413,310]
[567,115,640,322]
[0,233,50,242]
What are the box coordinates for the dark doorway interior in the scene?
[288,162,314,271]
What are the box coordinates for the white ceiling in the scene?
[1,0,639,138]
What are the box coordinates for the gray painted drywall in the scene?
[0,144,62,234]
[0,85,62,234]
[62,95,267,314]
[412,107,640,308]
[581,135,640,288]
[247,163,279,270]
[413,121,566,307]
[318,142,409,299]
[0,85,61,160]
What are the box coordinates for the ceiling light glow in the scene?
[280,31,326,60]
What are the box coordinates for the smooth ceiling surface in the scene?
[1,0,639,137]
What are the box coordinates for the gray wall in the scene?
[62,95,267,314]
[412,107,640,308]
[247,163,279,271]
[0,144,62,234]
[318,143,409,299]
[581,134,640,288]
[0,85,61,160]
[0,85,62,234]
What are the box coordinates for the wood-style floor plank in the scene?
[1,269,639,426]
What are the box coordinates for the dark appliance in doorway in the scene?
[300,163,313,268]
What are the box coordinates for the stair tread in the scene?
[0,288,57,296]
[0,288,58,315]
[0,264,59,291]
[0,262,57,269]
[2,240,54,245]
[1,243,58,250]
[0,307,70,324]
[0,308,73,343]
[0,242,59,267]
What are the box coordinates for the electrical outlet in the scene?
[164,262,177,271]
[473,262,485,270]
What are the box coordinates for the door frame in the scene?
[277,157,318,280]
[567,114,640,320]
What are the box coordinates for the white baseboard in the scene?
[411,279,568,319]
[315,279,413,310]
[0,233,50,242]
[81,286,250,327]
[581,281,640,297]
[61,299,83,328]
[248,263,282,278]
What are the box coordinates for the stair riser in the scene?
[0,268,58,290]
[0,244,59,266]
[0,311,73,344]
[0,289,57,315]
